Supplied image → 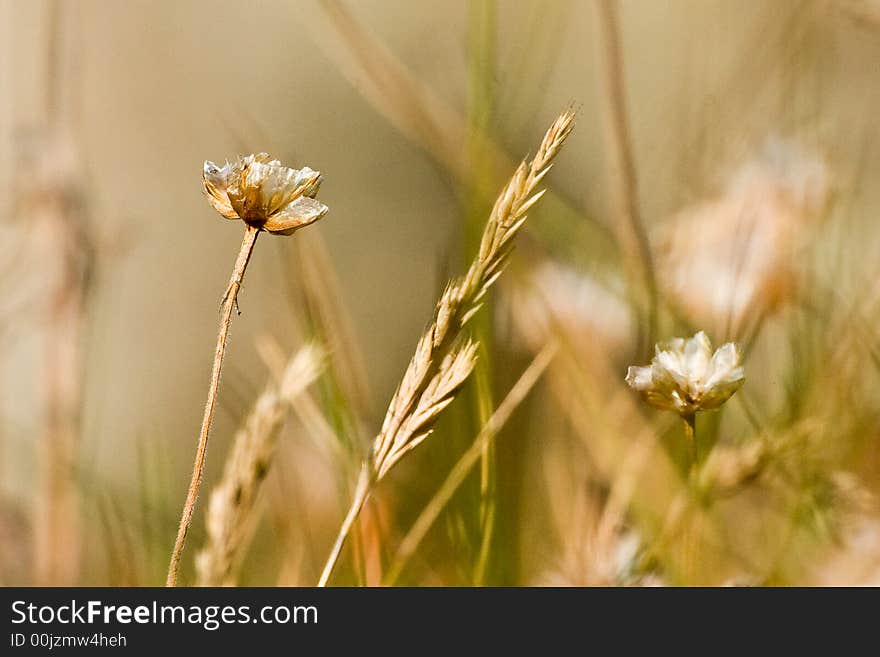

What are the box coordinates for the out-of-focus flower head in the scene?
[658,137,831,334]
[505,260,632,355]
[203,153,328,235]
[625,331,744,416]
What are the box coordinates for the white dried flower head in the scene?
[203,153,328,234]
[625,331,744,416]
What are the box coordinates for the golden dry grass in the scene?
[3,0,880,589]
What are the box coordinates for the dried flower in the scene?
[168,152,329,586]
[203,153,328,234]
[625,331,744,416]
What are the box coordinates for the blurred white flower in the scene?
[625,331,744,416]
[505,260,632,355]
[203,153,328,235]
[658,137,831,334]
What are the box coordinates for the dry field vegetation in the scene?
[1,0,880,587]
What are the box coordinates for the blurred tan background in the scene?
[2,0,880,586]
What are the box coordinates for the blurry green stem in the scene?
[682,411,699,583]
[466,0,497,585]
[683,412,697,474]
[166,224,260,587]
[384,343,556,585]
[594,0,658,350]
[318,463,372,587]
[473,363,495,584]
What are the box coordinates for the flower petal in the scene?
[704,342,743,389]
[625,365,653,390]
[257,164,304,215]
[263,196,329,235]
[296,167,323,197]
[699,371,745,409]
[258,165,322,215]
[654,349,688,390]
[684,331,712,381]
[203,160,239,220]
[249,153,278,165]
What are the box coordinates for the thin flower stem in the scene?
[318,463,372,587]
[682,411,698,584]
[683,412,697,473]
[166,224,260,587]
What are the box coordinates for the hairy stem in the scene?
[166,224,260,587]
[318,463,372,587]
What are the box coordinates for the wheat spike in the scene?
[371,109,574,479]
[195,344,324,586]
[318,110,575,585]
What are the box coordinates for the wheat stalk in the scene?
[317,110,575,586]
[195,344,324,586]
